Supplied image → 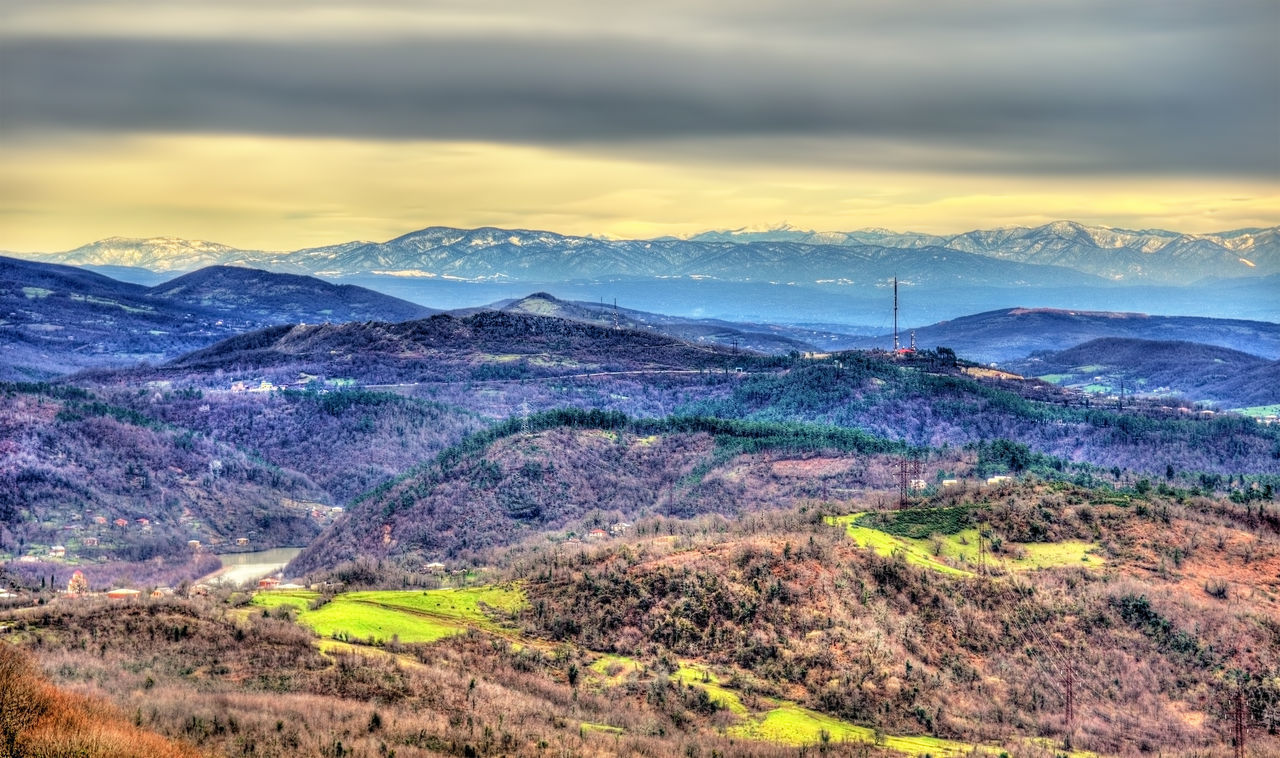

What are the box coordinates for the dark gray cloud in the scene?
[1,0,1276,176]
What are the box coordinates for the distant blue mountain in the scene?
[12,221,1279,286]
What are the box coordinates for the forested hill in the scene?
[1008,337,1280,408]
[288,411,926,573]
[156,310,737,383]
[672,356,1280,477]
[0,383,329,562]
[289,399,1280,575]
[105,387,488,505]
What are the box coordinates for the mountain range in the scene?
[14,221,1279,287]
[685,220,1280,283]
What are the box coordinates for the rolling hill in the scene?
[0,256,220,380]
[146,265,436,324]
[850,307,1280,364]
[1006,338,1280,408]
[89,311,1280,478]
[0,258,436,379]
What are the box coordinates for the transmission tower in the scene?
[976,521,987,576]
[892,276,900,351]
[520,400,531,436]
[1063,660,1076,734]
[896,456,924,506]
[1233,682,1247,758]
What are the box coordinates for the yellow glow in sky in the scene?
[1,134,1276,251]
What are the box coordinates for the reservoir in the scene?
[208,547,304,587]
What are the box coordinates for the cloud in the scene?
[1,0,1276,177]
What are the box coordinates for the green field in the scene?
[673,663,749,715]
[672,663,1096,756]
[251,586,525,644]
[828,513,1098,575]
[669,662,999,754]
[730,703,996,755]
[827,513,973,576]
[1235,404,1280,418]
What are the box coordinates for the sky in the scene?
[1,0,1277,251]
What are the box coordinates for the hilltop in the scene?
[1008,338,1280,408]
[155,309,736,385]
[494,291,854,353]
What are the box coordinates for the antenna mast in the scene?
[893,277,900,351]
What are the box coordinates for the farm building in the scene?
[106,588,141,600]
[258,577,280,590]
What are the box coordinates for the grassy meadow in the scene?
[828,510,1099,576]
[251,585,525,644]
